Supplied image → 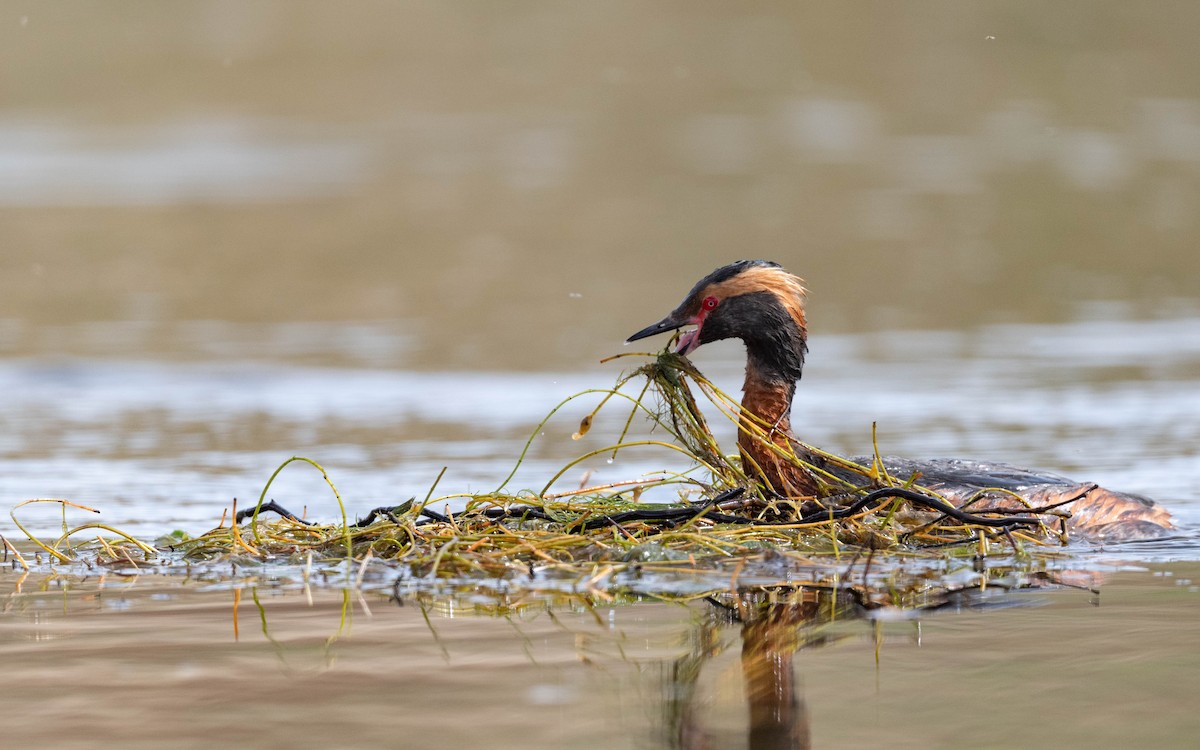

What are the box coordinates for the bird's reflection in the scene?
[389,564,1088,749]
[665,586,858,750]
[659,567,1090,750]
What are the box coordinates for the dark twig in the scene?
[809,487,1049,528]
[693,486,747,507]
[419,506,452,524]
[459,486,1054,536]
[952,483,1096,518]
[356,505,405,526]
[234,500,313,525]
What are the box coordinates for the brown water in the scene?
[2,563,1198,749]
[2,2,1199,369]
[3,3,1200,748]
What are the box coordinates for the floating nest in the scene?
[8,351,1082,598]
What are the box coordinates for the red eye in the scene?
[702,296,719,311]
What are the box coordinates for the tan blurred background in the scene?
[2,1,1198,369]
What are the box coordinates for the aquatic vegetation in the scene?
[6,349,1088,605]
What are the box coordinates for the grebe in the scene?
[627,260,1174,542]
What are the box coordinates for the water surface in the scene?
[2,563,1197,749]
[4,3,1200,747]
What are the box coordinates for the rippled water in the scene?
[2,563,1198,749]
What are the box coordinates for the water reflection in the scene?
[668,588,837,750]
[4,559,1199,748]
[391,560,1091,749]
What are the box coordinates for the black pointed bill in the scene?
[627,311,704,354]
[626,314,686,343]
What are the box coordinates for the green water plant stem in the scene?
[248,456,352,559]
[10,499,101,563]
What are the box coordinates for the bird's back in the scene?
[847,456,1174,542]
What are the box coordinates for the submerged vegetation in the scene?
[7,350,1088,602]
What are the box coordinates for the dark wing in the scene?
[843,456,1173,542]
[861,457,1076,493]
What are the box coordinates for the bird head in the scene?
[627,259,809,383]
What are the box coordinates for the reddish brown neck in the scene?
[738,374,819,497]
